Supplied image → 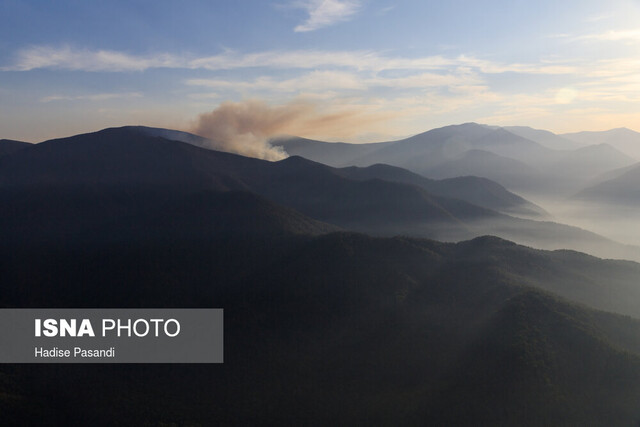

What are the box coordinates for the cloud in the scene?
[574,29,640,43]
[186,69,483,97]
[39,92,143,103]
[13,44,640,136]
[189,99,397,160]
[377,5,396,16]
[584,12,615,22]
[188,49,383,71]
[2,46,445,72]
[291,0,362,32]
[455,55,577,75]
[187,92,220,100]
[4,45,180,72]
[186,70,368,93]
[3,45,581,77]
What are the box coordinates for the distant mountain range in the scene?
[274,123,637,197]
[504,125,585,150]
[575,162,640,206]
[562,127,640,160]
[2,125,640,425]
[1,126,637,260]
[333,163,547,218]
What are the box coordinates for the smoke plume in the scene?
[190,99,393,160]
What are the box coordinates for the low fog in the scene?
[529,196,640,249]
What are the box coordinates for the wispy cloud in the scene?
[4,45,446,72]
[186,70,482,94]
[39,92,143,103]
[187,70,368,93]
[291,0,362,32]
[12,44,640,136]
[584,12,615,23]
[189,49,396,71]
[377,5,396,16]
[3,45,580,76]
[574,29,640,42]
[4,45,179,72]
[455,55,577,75]
[187,92,220,100]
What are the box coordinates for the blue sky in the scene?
[2,0,640,142]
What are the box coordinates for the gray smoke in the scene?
[190,99,394,160]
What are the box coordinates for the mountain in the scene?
[2,126,638,261]
[277,123,558,171]
[120,190,339,238]
[423,175,548,218]
[0,139,30,158]
[425,149,543,192]
[562,127,640,160]
[272,135,394,168]
[504,125,584,150]
[3,230,640,425]
[129,125,212,148]
[0,128,491,231]
[101,126,551,219]
[546,143,636,189]
[0,189,338,248]
[453,235,640,317]
[0,127,261,191]
[0,127,478,245]
[587,162,639,187]
[575,163,640,206]
[275,123,503,170]
[468,127,557,164]
[3,125,640,425]
[275,123,632,196]
[334,163,548,218]
[270,137,548,219]
[346,123,553,173]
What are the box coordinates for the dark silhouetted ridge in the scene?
[0,139,31,158]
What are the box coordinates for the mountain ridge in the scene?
[3,125,640,424]
[0,139,31,158]
[273,123,635,196]
[2,125,638,261]
[4,230,640,425]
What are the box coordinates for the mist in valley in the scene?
[532,197,640,248]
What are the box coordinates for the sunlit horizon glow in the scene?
[2,0,640,143]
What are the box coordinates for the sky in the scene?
[2,0,640,142]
